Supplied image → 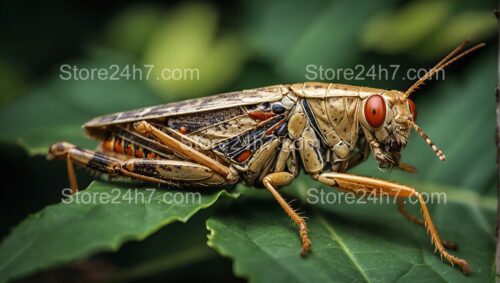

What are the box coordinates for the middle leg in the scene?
[262,172,312,256]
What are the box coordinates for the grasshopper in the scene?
[49,42,484,274]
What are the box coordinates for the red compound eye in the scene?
[407,98,417,121]
[364,95,386,128]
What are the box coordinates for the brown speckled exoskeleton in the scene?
[49,42,484,274]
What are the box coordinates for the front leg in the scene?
[315,172,470,274]
[396,198,457,250]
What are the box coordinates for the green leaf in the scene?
[207,186,495,282]
[0,181,238,283]
[107,209,235,282]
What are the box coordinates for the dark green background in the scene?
[0,0,497,282]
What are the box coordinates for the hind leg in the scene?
[133,121,231,179]
[49,142,238,193]
[120,158,238,188]
[50,142,124,193]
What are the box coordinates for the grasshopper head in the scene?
[358,41,485,170]
[359,91,415,170]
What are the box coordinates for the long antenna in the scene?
[404,42,485,98]
[408,121,446,161]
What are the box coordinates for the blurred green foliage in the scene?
[362,1,497,56]
[144,3,247,97]
[0,0,497,282]
[362,1,452,53]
